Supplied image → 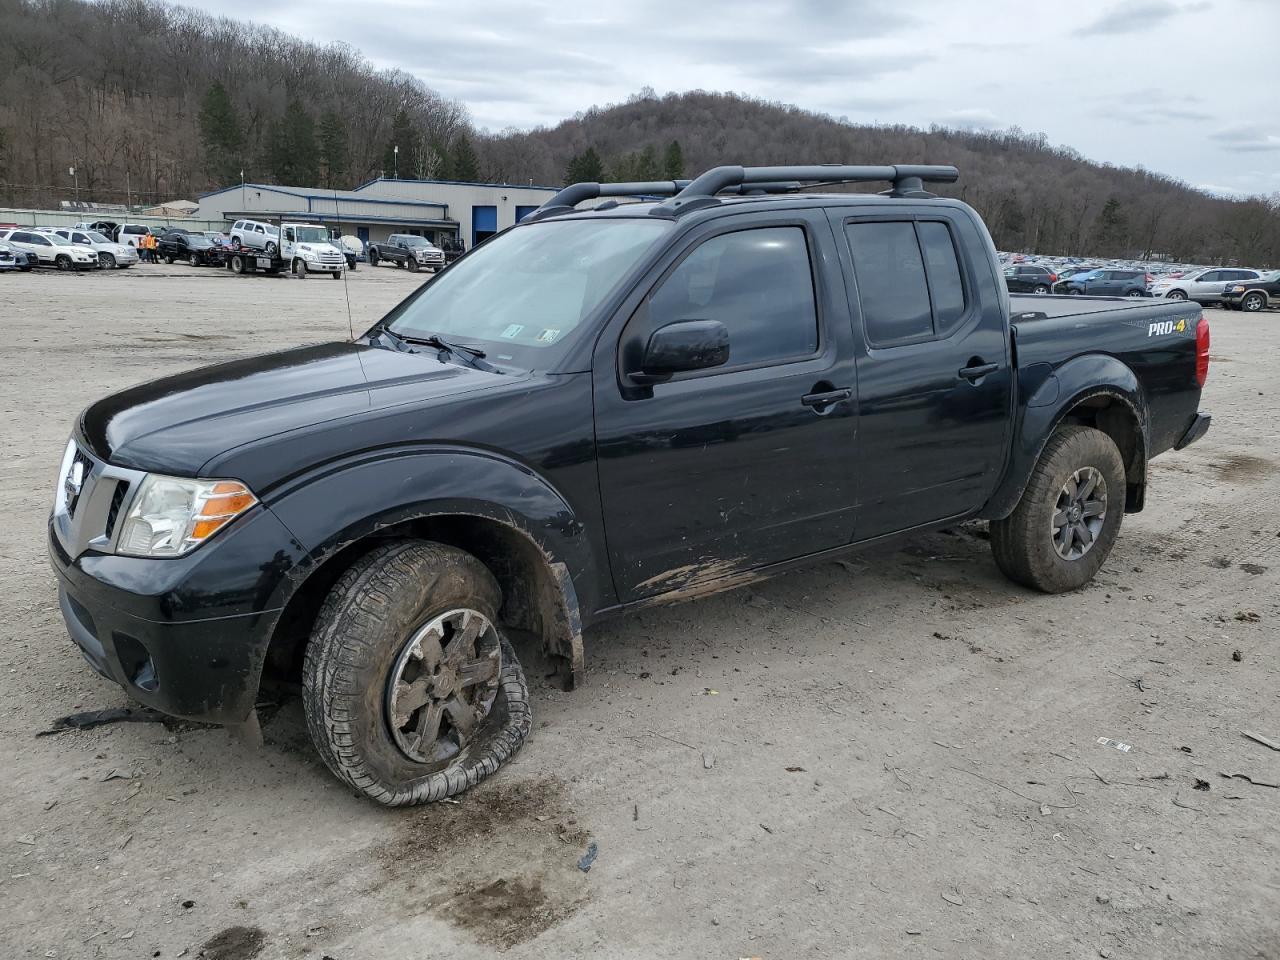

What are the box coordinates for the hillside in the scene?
[0,0,473,207]
[478,90,1279,266]
[0,1,1275,265]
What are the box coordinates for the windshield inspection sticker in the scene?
[536,328,561,343]
[500,324,524,339]
[1148,317,1188,337]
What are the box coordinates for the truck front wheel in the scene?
[990,426,1125,593]
[302,540,532,806]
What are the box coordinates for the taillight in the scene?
[1145,274,1154,283]
[1195,315,1210,387]
[1049,273,1058,282]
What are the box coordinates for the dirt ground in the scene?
[0,263,1276,960]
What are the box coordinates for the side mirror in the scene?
[633,320,730,383]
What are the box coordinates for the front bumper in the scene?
[303,259,343,273]
[48,500,307,725]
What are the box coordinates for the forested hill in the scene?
[0,0,474,207]
[481,91,1279,266]
[0,1,1275,265]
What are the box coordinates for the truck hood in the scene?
[78,342,510,476]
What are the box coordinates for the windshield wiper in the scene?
[377,328,494,370]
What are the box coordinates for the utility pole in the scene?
[125,169,131,210]
[393,144,399,179]
[69,165,79,206]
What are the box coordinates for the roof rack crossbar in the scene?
[525,180,693,222]
[654,163,959,214]
[526,178,809,222]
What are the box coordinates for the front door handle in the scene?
[801,387,852,411]
[959,362,999,382]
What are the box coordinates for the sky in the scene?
[170,0,1280,197]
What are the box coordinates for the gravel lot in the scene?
[1,264,1276,960]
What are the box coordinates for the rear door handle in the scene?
[801,387,852,410]
[958,362,999,381]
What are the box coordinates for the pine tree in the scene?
[451,133,479,182]
[634,144,661,181]
[564,147,604,185]
[383,108,416,179]
[318,110,348,188]
[662,140,684,179]
[197,81,244,185]
[1094,197,1129,257]
[268,100,318,184]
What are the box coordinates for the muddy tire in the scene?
[302,540,531,806]
[990,426,1125,593]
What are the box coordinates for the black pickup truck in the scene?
[368,234,446,271]
[49,163,1211,806]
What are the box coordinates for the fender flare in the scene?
[982,354,1148,520]
[262,447,593,688]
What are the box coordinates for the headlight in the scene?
[117,475,257,557]
[1231,285,1245,292]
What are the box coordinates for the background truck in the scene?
[49,163,1211,807]
[368,234,446,271]
[224,219,347,278]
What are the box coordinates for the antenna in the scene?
[334,187,355,341]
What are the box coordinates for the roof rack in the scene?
[651,164,960,215]
[525,177,807,222]
[527,163,959,221]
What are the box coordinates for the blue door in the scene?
[472,205,497,246]
[515,205,539,224]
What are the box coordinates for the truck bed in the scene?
[1009,293,1166,320]
[1010,293,1204,458]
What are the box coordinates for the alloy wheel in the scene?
[385,608,502,767]
[1051,467,1107,561]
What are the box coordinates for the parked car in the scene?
[0,245,16,272]
[157,231,224,266]
[368,234,445,271]
[1151,267,1262,305]
[0,238,35,271]
[1003,264,1058,294]
[48,162,1212,806]
[1061,268,1151,298]
[114,223,154,248]
[52,228,139,269]
[229,219,280,254]
[0,229,98,270]
[1221,270,1280,312]
[74,220,120,236]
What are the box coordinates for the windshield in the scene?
[294,227,330,243]
[87,232,111,243]
[383,219,669,366]
[401,236,434,248]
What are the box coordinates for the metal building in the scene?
[195,178,559,249]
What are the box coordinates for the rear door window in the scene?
[846,221,933,345]
[846,220,969,346]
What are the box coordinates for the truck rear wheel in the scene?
[990,426,1125,593]
[369,250,379,267]
[302,540,531,806]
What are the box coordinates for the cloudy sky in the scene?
[173,0,1278,196]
